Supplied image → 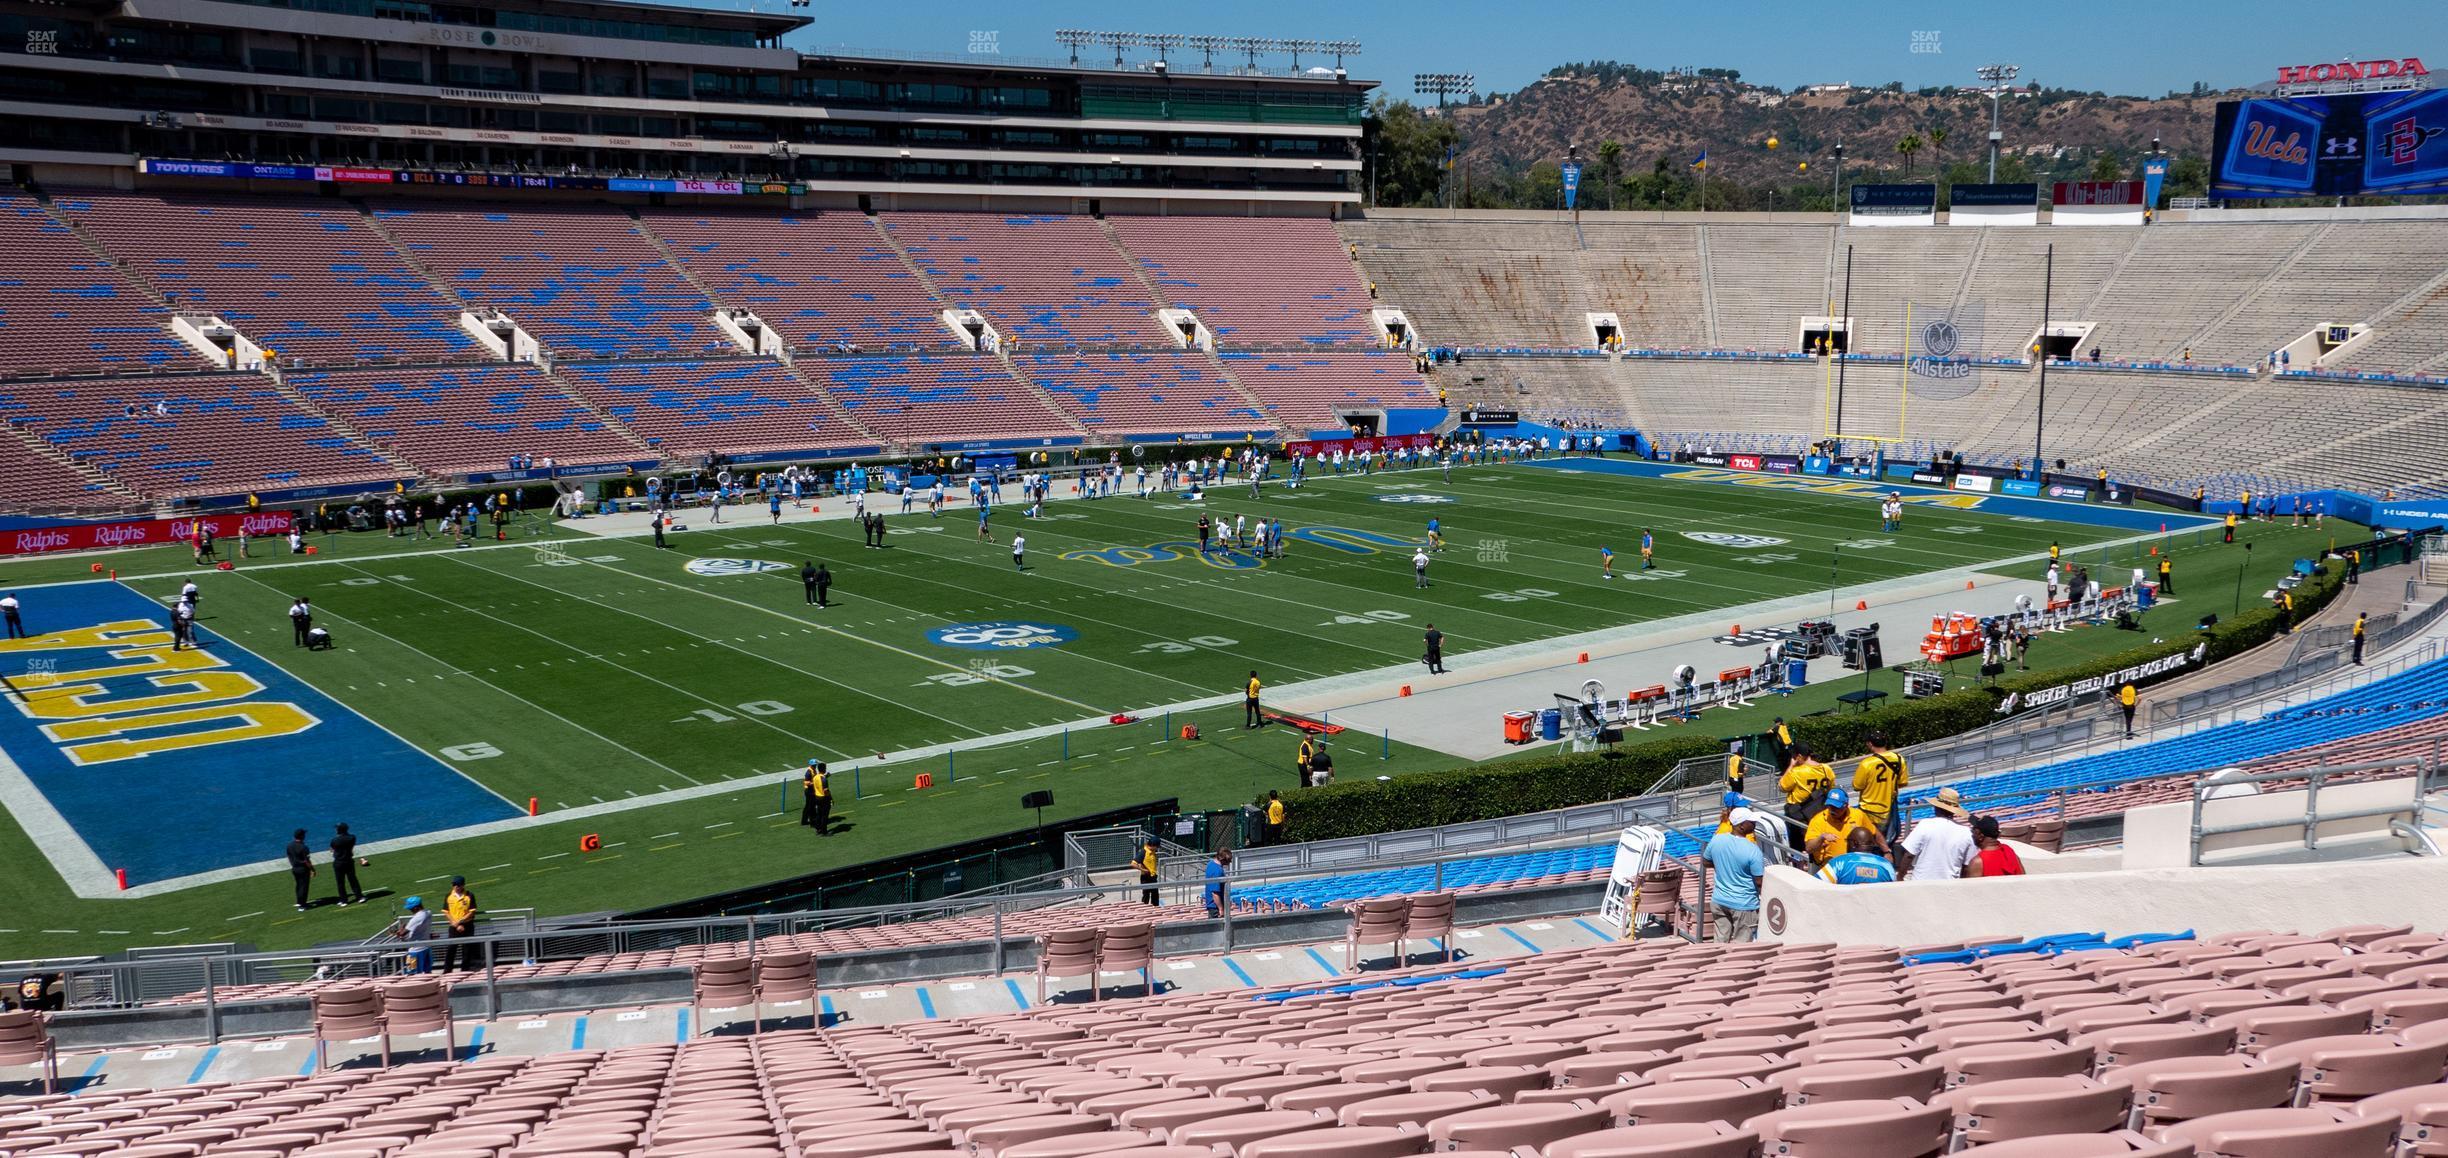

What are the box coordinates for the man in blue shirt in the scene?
[1704,808,1768,942]
[1203,849,1232,916]
[1819,828,1898,885]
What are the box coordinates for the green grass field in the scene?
[0,460,2346,955]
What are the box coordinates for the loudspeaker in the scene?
[1020,790,1054,810]
[1980,661,2005,677]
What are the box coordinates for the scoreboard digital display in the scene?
[2212,88,2448,198]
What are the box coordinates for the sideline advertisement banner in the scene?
[1283,433,1437,459]
[3,511,295,556]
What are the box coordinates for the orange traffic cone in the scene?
[1855,599,1868,611]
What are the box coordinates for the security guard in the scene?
[802,760,831,835]
[2354,613,2368,666]
[2119,682,2138,739]
[1137,839,1161,905]
[1244,671,1264,729]
[1263,791,1286,845]
[2157,556,2172,594]
[1297,735,1317,788]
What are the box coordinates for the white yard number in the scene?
[1319,610,1410,626]
[691,700,796,722]
[339,577,381,587]
[1483,588,1560,603]
[922,665,1034,687]
[440,742,502,761]
[1138,636,1240,654]
[1934,525,1984,535]
[1835,538,1896,551]
[1734,553,1799,566]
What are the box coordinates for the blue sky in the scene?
[749,1,2445,101]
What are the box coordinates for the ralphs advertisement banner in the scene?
[4,511,295,557]
[1284,433,1438,459]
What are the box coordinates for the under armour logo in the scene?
[2324,135,2360,156]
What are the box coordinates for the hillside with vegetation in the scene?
[1364,61,2235,212]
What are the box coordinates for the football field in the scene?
[0,457,2288,953]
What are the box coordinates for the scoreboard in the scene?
[2212,88,2448,198]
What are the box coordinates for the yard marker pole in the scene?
[1382,729,1389,761]
[854,766,862,800]
[779,776,787,815]
[1063,729,1069,761]
[949,747,956,784]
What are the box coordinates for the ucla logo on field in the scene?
[1375,494,1457,504]
[928,622,1080,650]
[1682,532,1790,549]
[1060,527,1423,571]
[684,558,793,577]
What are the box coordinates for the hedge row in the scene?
[1281,734,1723,843]
[1279,557,2347,843]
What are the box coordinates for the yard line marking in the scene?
[479,863,511,871]
[226,566,697,797]
[226,911,263,922]
[651,833,680,840]
[537,852,569,860]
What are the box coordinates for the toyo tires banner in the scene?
[3,511,295,556]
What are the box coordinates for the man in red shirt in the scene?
[1972,816,2025,877]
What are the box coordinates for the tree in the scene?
[2168,155,2211,200]
[1928,126,1949,171]
[2089,151,2122,181]
[1596,139,1624,211]
[1363,99,1461,208]
[1897,133,1922,175]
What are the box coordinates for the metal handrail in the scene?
[2187,757,2440,866]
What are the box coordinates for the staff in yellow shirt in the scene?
[1136,839,1161,905]
[1263,790,1286,845]
[1244,671,1264,729]
[1852,733,1908,841]
[2118,683,2137,739]
[441,877,479,972]
[1778,748,1836,848]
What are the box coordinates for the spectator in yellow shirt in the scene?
[1804,788,1886,866]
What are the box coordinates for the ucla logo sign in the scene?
[1681,531,1790,549]
[684,558,793,577]
[1375,494,1457,504]
[928,622,1079,650]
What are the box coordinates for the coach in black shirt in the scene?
[1423,624,1446,674]
[330,823,365,906]
[285,829,314,911]
[801,561,821,605]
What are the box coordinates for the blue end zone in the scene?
[1525,457,2219,534]
[0,582,519,885]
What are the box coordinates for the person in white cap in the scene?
[1703,807,1768,942]
[1896,787,1980,881]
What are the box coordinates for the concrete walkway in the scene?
[32,911,1623,1097]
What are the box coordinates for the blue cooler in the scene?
[1538,709,1562,741]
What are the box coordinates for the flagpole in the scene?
[1700,144,1708,214]
[1900,301,1912,441]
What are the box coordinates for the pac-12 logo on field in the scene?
[928,622,1080,650]
[684,558,793,577]
[1681,532,1789,549]
[1375,494,1457,504]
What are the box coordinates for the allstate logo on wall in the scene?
[928,622,1080,650]
[1375,494,1457,504]
[1681,532,1790,549]
[685,558,793,577]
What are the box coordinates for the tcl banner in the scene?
[1729,454,1763,471]
[3,512,294,557]
[1284,434,1438,458]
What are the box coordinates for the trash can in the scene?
[1503,711,1537,745]
[1787,659,1810,687]
[2138,582,2157,610]
[1538,708,1563,741]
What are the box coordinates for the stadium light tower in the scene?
[1054,29,1095,68]
[1146,33,1183,73]
[1324,40,1362,73]
[1977,63,2020,182]
[1279,38,1321,72]
[1184,34,1228,73]
[1413,72,1475,108]
[1096,31,1145,69]
[1229,37,1275,72]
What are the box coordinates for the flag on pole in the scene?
[1690,150,1709,170]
